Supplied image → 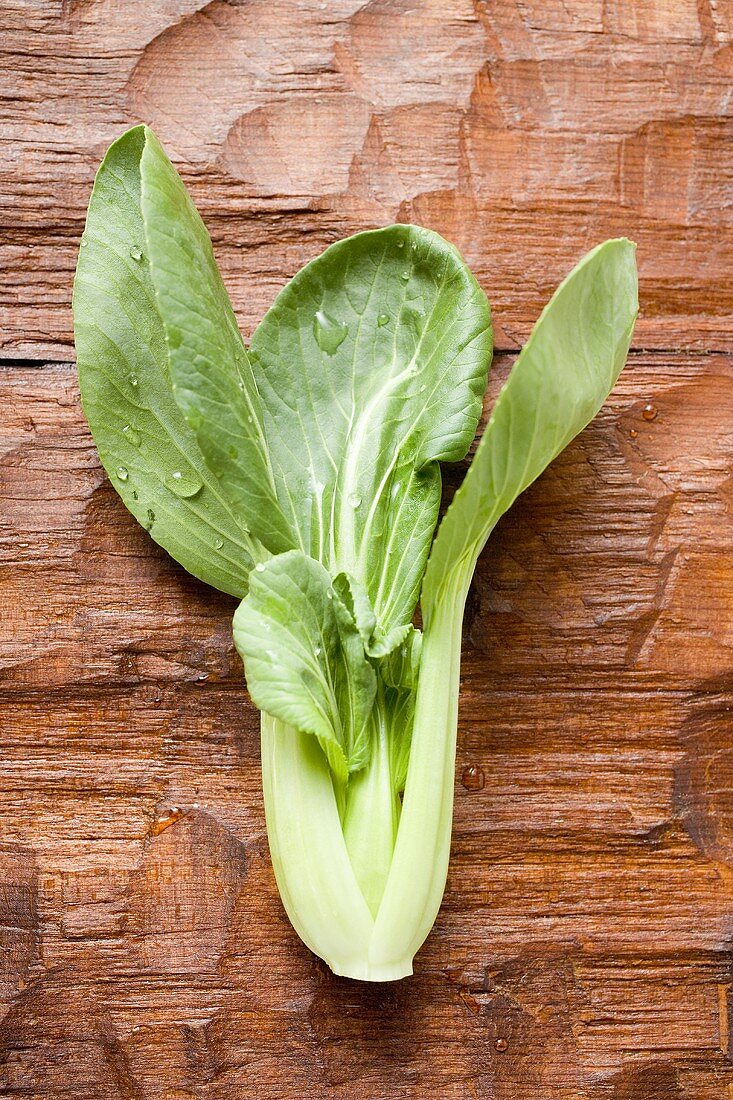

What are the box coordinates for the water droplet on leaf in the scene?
[145,508,155,530]
[130,247,143,262]
[255,562,266,573]
[400,271,410,282]
[348,492,362,509]
[122,424,140,446]
[128,373,138,388]
[377,313,390,327]
[214,538,224,550]
[116,466,128,482]
[164,470,202,498]
[313,310,348,355]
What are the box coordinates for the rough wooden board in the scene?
[2,0,733,1097]
[2,0,733,358]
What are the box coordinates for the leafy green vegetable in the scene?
[74,124,638,981]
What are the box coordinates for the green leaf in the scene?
[249,225,493,631]
[73,125,262,597]
[332,573,412,659]
[381,627,422,794]
[379,627,422,691]
[332,573,377,649]
[139,130,295,555]
[232,551,377,784]
[422,238,638,619]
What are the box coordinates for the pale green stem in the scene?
[260,557,473,981]
[260,714,374,976]
[342,685,401,917]
[367,558,472,973]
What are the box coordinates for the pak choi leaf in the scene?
[73,126,265,596]
[423,238,638,618]
[248,225,493,630]
[139,130,295,555]
[233,551,377,784]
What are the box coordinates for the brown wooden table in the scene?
[2,2,733,1097]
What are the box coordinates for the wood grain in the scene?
[2,1,733,1097]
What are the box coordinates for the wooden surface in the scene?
[2,1,733,1096]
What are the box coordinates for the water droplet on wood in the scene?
[151,805,185,836]
[642,403,658,421]
[461,764,485,791]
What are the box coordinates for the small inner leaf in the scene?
[233,551,377,784]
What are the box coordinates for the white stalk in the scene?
[260,714,375,976]
[368,558,472,972]
[342,687,401,917]
[261,556,474,981]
